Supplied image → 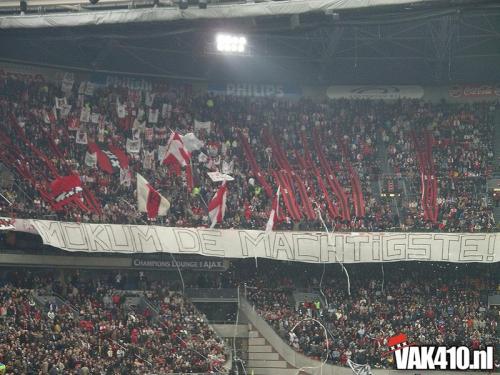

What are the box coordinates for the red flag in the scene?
[88,143,128,174]
[108,144,129,169]
[208,182,227,228]
[50,175,86,211]
[265,185,281,232]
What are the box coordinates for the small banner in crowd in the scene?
[67,117,80,131]
[126,138,141,154]
[207,172,234,182]
[80,107,91,123]
[120,168,132,187]
[76,130,88,145]
[148,108,159,124]
[61,73,74,94]
[55,97,67,110]
[143,151,155,170]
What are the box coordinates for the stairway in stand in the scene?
[247,324,298,375]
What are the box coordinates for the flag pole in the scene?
[0,192,13,206]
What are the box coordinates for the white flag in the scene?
[158,145,168,162]
[137,173,170,219]
[117,101,126,119]
[194,120,211,133]
[222,159,234,174]
[84,151,97,167]
[145,92,155,107]
[181,133,204,152]
[143,151,155,170]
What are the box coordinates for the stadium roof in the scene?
[0,0,467,29]
[0,0,499,85]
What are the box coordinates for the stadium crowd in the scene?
[244,261,499,369]
[0,270,227,374]
[0,261,498,372]
[0,71,496,232]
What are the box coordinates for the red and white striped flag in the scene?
[265,185,281,232]
[208,181,228,229]
[137,173,170,220]
[162,131,190,169]
[162,131,193,190]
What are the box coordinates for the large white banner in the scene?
[14,220,499,264]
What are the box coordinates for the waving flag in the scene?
[265,185,281,232]
[208,181,228,228]
[181,132,204,152]
[137,173,170,219]
[162,131,193,190]
[88,143,128,174]
[50,175,86,211]
[162,132,190,168]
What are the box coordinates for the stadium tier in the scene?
[0,76,496,232]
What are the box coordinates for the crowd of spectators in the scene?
[0,270,227,374]
[383,101,495,231]
[245,261,499,369]
[0,72,496,232]
[0,260,498,372]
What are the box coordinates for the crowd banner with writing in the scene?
[208,82,302,98]
[326,86,424,100]
[14,220,499,264]
[208,172,234,182]
[0,217,15,231]
[448,84,500,98]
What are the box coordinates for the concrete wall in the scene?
[212,323,249,338]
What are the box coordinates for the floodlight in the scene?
[216,33,247,54]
